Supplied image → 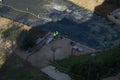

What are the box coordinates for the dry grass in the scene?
[0,17,31,31]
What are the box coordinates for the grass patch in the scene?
[53,55,89,72]
[53,46,120,80]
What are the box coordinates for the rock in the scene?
[52,4,68,12]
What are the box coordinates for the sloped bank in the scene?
[53,45,120,80]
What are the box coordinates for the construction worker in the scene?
[53,31,59,38]
[55,31,59,36]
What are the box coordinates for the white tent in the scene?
[0,0,2,2]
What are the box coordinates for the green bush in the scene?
[54,45,120,80]
[69,62,88,80]
[95,0,99,3]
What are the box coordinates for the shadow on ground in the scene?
[0,26,52,80]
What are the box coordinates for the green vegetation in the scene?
[95,0,99,3]
[0,54,53,80]
[2,26,21,41]
[54,45,120,80]
[1,26,22,51]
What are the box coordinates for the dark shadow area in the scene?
[0,6,10,14]
[95,0,120,17]
[0,53,53,80]
[34,15,120,50]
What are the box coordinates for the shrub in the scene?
[69,46,120,80]
[2,26,21,41]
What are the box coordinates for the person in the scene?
[53,31,59,38]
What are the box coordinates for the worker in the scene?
[53,31,59,38]
[55,31,59,36]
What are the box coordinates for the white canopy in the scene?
[0,0,2,2]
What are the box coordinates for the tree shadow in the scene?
[0,26,52,80]
[94,0,120,17]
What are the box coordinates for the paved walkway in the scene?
[41,66,71,80]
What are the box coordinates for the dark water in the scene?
[1,0,120,50]
[35,15,120,50]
